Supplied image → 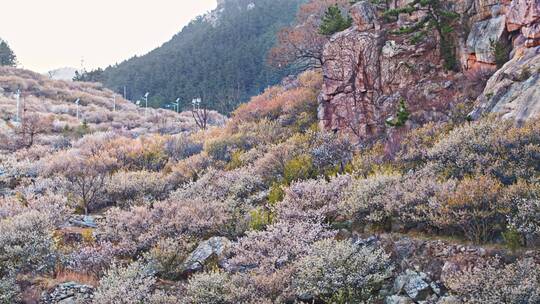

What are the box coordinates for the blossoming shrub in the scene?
[92,261,159,304]
[106,170,169,208]
[145,237,195,280]
[428,117,540,184]
[293,239,393,303]
[229,220,335,301]
[0,274,20,304]
[428,174,507,243]
[276,175,352,223]
[446,258,540,303]
[0,210,56,275]
[342,173,402,231]
[184,271,232,304]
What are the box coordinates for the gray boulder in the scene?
[393,270,433,302]
[182,236,231,274]
[466,15,508,64]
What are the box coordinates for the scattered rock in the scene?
[385,295,414,304]
[68,215,98,228]
[398,270,432,301]
[40,282,94,304]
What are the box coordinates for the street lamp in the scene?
[74,98,81,120]
[192,98,201,110]
[14,89,21,122]
[172,98,180,113]
[112,95,116,112]
[144,92,149,118]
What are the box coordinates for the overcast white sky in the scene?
[0,0,217,73]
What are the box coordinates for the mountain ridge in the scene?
[94,0,305,113]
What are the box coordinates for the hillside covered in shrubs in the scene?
[1,65,540,303]
[2,0,540,303]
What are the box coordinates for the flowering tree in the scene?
[269,0,351,71]
[44,148,117,214]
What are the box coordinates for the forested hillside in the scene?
[92,0,304,113]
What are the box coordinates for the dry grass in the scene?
[38,269,100,290]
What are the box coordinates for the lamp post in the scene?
[75,98,80,120]
[14,89,21,123]
[172,98,180,113]
[113,95,116,112]
[144,92,149,118]
[192,98,201,110]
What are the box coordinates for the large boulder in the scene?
[470,45,540,123]
[466,15,508,69]
[392,270,433,301]
[182,237,231,274]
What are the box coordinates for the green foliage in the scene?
[97,0,304,113]
[490,39,510,69]
[385,0,459,71]
[268,182,286,205]
[502,229,523,252]
[319,5,353,36]
[0,39,16,67]
[73,68,105,82]
[386,99,410,127]
[75,120,91,138]
[249,207,274,231]
[283,154,317,185]
[226,150,244,170]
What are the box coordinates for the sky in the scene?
[0,0,217,73]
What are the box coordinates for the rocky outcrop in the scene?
[318,26,386,139]
[319,0,540,140]
[471,45,540,122]
[390,269,441,302]
[318,1,463,146]
[507,0,540,47]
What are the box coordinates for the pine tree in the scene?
[319,5,353,36]
[0,39,17,67]
[384,0,459,71]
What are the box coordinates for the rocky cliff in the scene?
[319,0,540,146]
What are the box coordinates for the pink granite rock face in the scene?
[506,0,540,30]
[506,0,540,46]
[319,0,540,146]
[318,1,463,146]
